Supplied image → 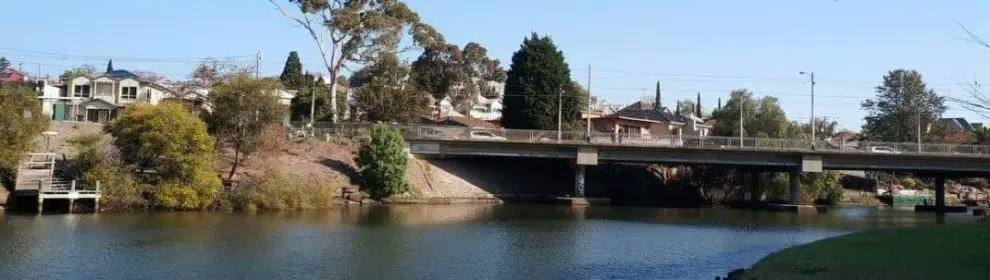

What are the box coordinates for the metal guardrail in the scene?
[288,123,990,158]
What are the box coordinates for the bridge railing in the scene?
[289,123,990,158]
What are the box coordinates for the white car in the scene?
[868,146,901,154]
[468,131,507,141]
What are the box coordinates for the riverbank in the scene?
[740,221,990,279]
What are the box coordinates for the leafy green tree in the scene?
[753,96,793,138]
[861,69,947,142]
[269,0,444,123]
[0,57,10,70]
[279,51,306,89]
[206,77,288,181]
[58,64,98,81]
[352,54,430,123]
[968,127,990,144]
[68,133,143,209]
[502,33,582,130]
[711,89,758,137]
[356,123,409,199]
[0,83,50,187]
[105,101,219,210]
[409,42,505,114]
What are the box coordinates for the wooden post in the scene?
[94,198,100,213]
[68,199,74,214]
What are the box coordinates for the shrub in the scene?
[356,123,409,200]
[225,167,337,211]
[0,83,50,186]
[69,133,146,210]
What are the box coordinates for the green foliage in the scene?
[69,133,145,210]
[502,33,583,130]
[711,90,759,137]
[225,166,337,211]
[205,76,287,180]
[58,64,98,81]
[352,54,430,124]
[802,171,844,205]
[861,69,947,142]
[276,0,444,122]
[0,83,50,186]
[279,51,306,90]
[105,101,219,210]
[0,57,9,70]
[356,123,409,200]
[410,42,506,113]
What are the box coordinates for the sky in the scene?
[3,0,990,131]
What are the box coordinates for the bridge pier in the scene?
[574,165,586,197]
[935,177,946,215]
[789,169,801,205]
[750,172,761,203]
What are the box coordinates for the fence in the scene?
[285,123,990,158]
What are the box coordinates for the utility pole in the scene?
[557,84,563,141]
[254,51,261,78]
[739,96,744,148]
[308,71,316,131]
[586,65,592,142]
[800,71,816,147]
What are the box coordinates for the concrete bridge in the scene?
[400,126,990,210]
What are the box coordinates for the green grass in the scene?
[743,222,990,280]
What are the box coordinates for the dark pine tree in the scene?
[279,51,306,90]
[502,33,580,130]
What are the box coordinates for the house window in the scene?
[146,89,152,99]
[122,87,138,99]
[73,85,91,97]
[619,124,640,135]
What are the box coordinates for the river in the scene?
[0,204,973,279]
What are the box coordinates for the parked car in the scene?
[419,128,448,139]
[468,130,507,141]
[867,146,902,154]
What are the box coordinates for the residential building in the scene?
[0,67,26,84]
[469,95,502,121]
[49,62,175,123]
[593,101,687,137]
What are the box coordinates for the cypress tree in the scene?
[502,33,580,130]
[279,51,305,90]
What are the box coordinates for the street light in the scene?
[799,71,816,147]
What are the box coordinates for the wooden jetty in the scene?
[13,153,100,213]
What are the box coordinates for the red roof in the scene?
[0,67,26,83]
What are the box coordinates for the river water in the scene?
[0,204,972,279]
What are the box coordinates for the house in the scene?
[580,96,620,120]
[47,61,176,123]
[469,95,502,121]
[0,67,26,84]
[591,90,712,141]
[938,117,977,144]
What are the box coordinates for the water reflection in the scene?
[0,205,973,279]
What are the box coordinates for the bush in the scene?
[225,167,337,211]
[0,83,50,186]
[69,133,146,210]
[356,123,409,200]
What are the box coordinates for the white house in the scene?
[469,95,502,121]
[40,64,175,123]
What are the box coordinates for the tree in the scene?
[59,64,98,81]
[105,101,219,210]
[968,127,990,145]
[279,51,306,89]
[206,77,288,181]
[269,0,444,124]
[861,69,947,142]
[677,99,696,116]
[356,123,409,199]
[411,42,508,114]
[502,33,582,130]
[352,54,429,123]
[0,57,10,70]
[133,70,168,84]
[800,117,838,140]
[753,96,793,138]
[190,58,249,87]
[711,90,758,137]
[0,83,50,187]
[106,59,114,73]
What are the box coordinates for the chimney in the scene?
[653,81,662,110]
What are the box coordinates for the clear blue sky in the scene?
[3,0,990,130]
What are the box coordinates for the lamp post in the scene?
[799,71,816,147]
[557,84,563,141]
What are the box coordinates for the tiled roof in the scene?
[612,101,687,123]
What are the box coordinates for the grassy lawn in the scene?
[743,222,990,280]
